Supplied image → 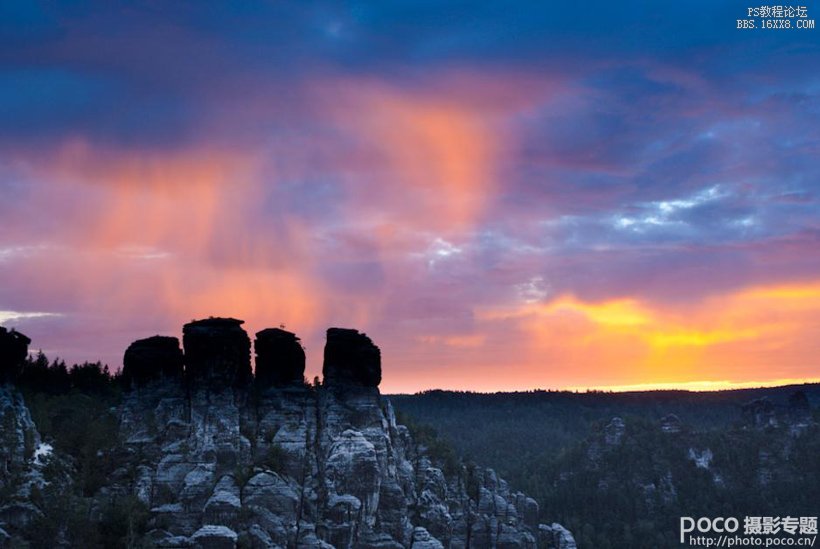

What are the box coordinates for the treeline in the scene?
[390,385,820,488]
[18,351,120,396]
[16,351,122,496]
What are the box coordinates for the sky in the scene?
[1,1,819,393]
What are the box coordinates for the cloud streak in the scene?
[1,1,819,392]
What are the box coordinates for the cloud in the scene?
[0,2,818,392]
[459,281,820,391]
[0,310,61,324]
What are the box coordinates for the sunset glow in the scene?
[1,2,818,393]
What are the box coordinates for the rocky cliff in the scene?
[0,321,575,549]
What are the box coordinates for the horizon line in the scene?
[386,377,820,395]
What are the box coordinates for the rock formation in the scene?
[0,327,30,383]
[0,323,575,548]
[112,322,570,547]
[0,383,52,546]
[323,328,381,387]
[254,328,305,388]
[122,335,184,388]
[0,385,40,483]
[183,318,252,387]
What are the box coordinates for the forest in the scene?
[392,387,820,548]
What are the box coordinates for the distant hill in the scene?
[390,384,820,477]
[391,384,820,548]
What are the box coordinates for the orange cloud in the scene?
[461,281,820,391]
[319,77,508,236]
[6,75,523,377]
[6,140,334,373]
[417,334,486,348]
[40,139,265,256]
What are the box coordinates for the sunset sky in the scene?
[1,1,819,392]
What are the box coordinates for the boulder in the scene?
[0,327,30,382]
[122,336,184,388]
[254,328,305,387]
[322,328,381,387]
[182,318,251,387]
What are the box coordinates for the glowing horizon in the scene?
[388,378,820,396]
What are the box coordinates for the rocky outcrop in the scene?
[0,323,574,548]
[123,335,184,388]
[0,328,44,541]
[183,318,252,387]
[323,328,381,387]
[116,380,562,548]
[108,323,568,548]
[0,327,30,382]
[254,328,305,387]
[0,385,40,484]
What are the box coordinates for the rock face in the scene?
[109,324,570,548]
[0,327,30,382]
[183,318,252,387]
[122,335,184,387]
[0,384,50,542]
[116,382,563,548]
[323,328,381,387]
[0,385,40,483]
[254,328,305,387]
